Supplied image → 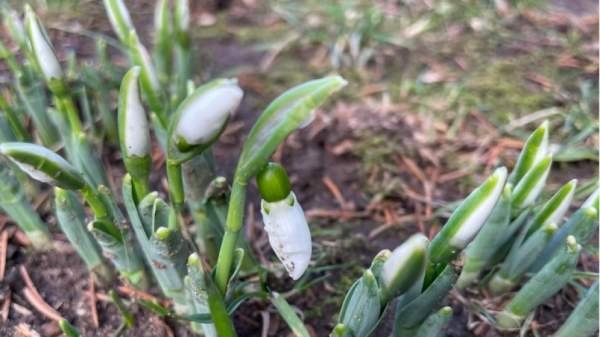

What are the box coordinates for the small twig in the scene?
[0,229,8,281]
[306,209,369,220]
[260,310,270,337]
[15,323,42,337]
[22,288,63,322]
[368,214,416,239]
[1,290,11,321]
[116,285,166,305]
[322,176,349,209]
[12,230,31,247]
[19,265,64,321]
[88,276,99,328]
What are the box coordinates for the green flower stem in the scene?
[553,281,599,337]
[166,160,185,211]
[496,236,580,330]
[54,93,82,135]
[205,260,238,337]
[131,177,150,201]
[81,185,110,220]
[214,179,246,293]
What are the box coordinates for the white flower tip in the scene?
[382,234,428,288]
[175,81,244,147]
[582,189,599,210]
[123,67,150,157]
[450,167,507,248]
[25,6,62,80]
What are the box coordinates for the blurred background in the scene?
[0,0,598,336]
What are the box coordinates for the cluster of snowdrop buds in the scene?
[257,162,312,280]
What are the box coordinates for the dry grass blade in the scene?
[322,176,350,209]
[0,229,8,281]
[19,265,63,322]
[88,276,99,328]
[1,290,11,322]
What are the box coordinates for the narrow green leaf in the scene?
[553,281,599,337]
[236,76,347,182]
[270,292,311,337]
[414,306,452,337]
[59,319,82,337]
[0,142,85,190]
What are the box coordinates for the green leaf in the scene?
[236,76,347,182]
[0,142,85,190]
[59,319,82,337]
[414,306,452,337]
[554,281,599,337]
[270,292,311,337]
[337,270,381,337]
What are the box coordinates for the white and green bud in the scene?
[119,66,150,157]
[118,66,151,196]
[526,179,576,236]
[429,167,508,265]
[512,155,552,210]
[0,142,85,190]
[103,0,134,43]
[381,234,429,302]
[258,163,311,280]
[171,79,243,153]
[24,5,63,82]
[174,0,190,37]
[509,121,549,185]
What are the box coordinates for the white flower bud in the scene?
[174,80,243,148]
[449,167,508,248]
[381,234,428,300]
[25,6,62,81]
[120,67,150,157]
[261,192,311,280]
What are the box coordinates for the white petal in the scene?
[382,234,428,289]
[450,167,508,248]
[545,181,576,227]
[29,16,62,80]
[261,192,311,280]
[10,159,55,184]
[124,74,150,156]
[175,83,243,146]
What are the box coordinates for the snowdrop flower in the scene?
[24,5,62,82]
[508,120,549,186]
[119,67,150,158]
[512,155,552,210]
[258,163,311,280]
[429,166,508,265]
[172,79,243,152]
[381,234,429,302]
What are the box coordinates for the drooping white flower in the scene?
[174,80,243,148]
[261,192,311,280]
